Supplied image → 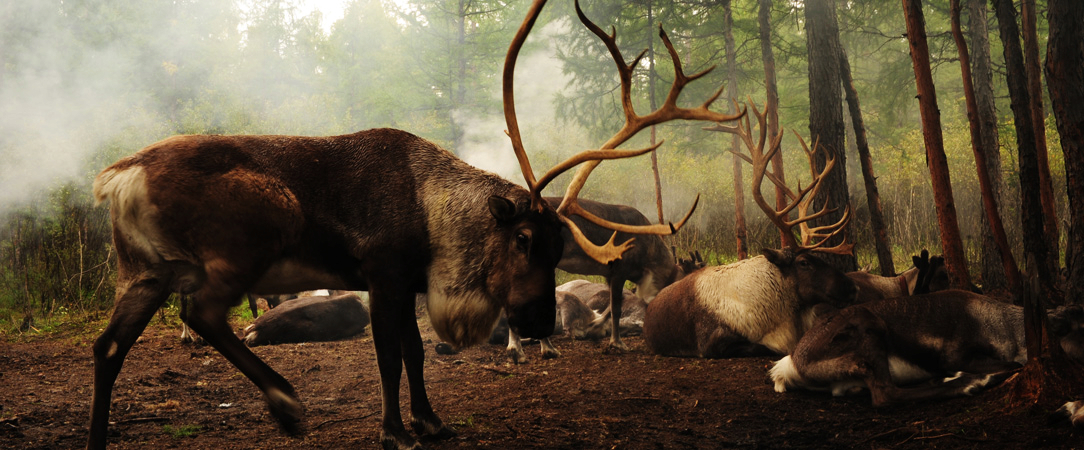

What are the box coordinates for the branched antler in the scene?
[708,99,853,254]
[503,0,743,263]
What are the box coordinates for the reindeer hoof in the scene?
[434,342,458,355]
[602,341,629,355]
[411,417,457,440]
[541,348,561,359]
[265,388,304,435]
[508,347,528,364]
[381,434,423,450]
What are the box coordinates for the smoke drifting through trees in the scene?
[0,0,1076,319]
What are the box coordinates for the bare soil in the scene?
[1,313,1080,450]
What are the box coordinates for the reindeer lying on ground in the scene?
[535,197,697,354]
[1053,401,1084,429]
[497,198,704,363]
[243,292,370,346]
[501,280,649,362]
[847,250,951,303]
[179,289,349,343]
[87,1,739,448]
[645,101,858,358]
[770,294,1084,406]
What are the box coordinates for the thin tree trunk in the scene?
[839,47,894,276]
[901,0,972,289]
[969,0,1008,291]
[1045,0,1084,306]
[993,0,1057,300]
[951,0,1021,294]
[1021,0,1059,270]
[647,3,664,225]
[725,0,747,259]
[804,0,855,272]
[758,0,787,248]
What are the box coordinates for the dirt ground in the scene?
[1,312,1081,450]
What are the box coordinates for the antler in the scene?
[708,99,853,254]
[503,0,743,264]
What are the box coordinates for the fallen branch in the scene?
[481,365,514,376]
[115,416,170,425]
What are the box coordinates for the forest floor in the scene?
[1,310,1081,450]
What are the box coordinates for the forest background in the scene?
[0,0,1071,329]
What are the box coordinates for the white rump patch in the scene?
[93,166,186,264]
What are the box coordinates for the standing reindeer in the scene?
[502,198,698,363]
[85,1,742,449]
[645,100,858,358]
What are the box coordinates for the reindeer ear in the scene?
[488,195,519,223]
[761,248,791,266]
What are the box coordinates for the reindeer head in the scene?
[496,0,743,337]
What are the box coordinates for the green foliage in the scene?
[162,424,203,439]
[0,0,1071,323]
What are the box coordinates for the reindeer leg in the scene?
[506,328,528,364]
[401,299,456,441]
[88,271,171,450]
[603,276,629,354]
[247,293,260,319]
[184,292,302,433]
[178,294,204,345]
[540,337,561,359]
[368,281,422,450]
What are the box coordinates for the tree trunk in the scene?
[838,48,894,276]
[901,0,972,289]
[758,0,788,249]
[969,0,1008,291]
[804,0,855,272]
[725,0,748,259]
[647,3,664,225]
[1021,0,1059,271]
[951,0,1021,295]
[993,0,1057,300]
[1045,0,1084,306]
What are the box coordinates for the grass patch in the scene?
[162,424,203,439]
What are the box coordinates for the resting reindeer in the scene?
[243,292,370,346]
[467,199,697,363]
[646,101,858,358]
[86,1,741,449]
[503,280,648,362]
[770,294,1084,406]
[178,289,346,343]
[846,250,951,303]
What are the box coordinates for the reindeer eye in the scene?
[515,232,531,250]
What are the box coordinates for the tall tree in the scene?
[1021,0,1059,270]
[968,0,1008,291]
[993,0,1057,299]
[724,0,748,259]
[901,0,972,289]
[758,0,788,249]
[400,0,518,146]
[839,47,894,276]
[1045,0,1084,306]
[951,0,1021,294]
[804,0,855,271]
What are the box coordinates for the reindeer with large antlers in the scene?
[644,100,857,358]
[86,1,740,449]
